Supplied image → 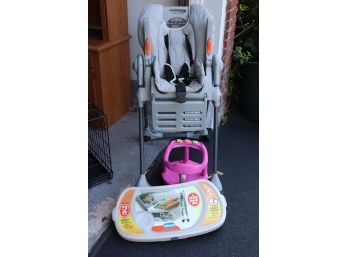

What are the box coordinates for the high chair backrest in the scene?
[138,4,215,80]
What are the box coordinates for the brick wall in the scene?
[219,0,239,118]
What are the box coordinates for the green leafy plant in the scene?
[220,114,229,126]
[234,46,253,65]
[228,0,259,102]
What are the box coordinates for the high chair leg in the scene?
[136,107,150,187]
[211,106,223,192]
[213,106,219,174]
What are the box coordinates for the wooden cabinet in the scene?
[88,0,131,127]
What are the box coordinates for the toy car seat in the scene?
[135,4,223,140]
[162,139,208,184]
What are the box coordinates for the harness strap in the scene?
[175,81,187,103]
[163,33,194,103]
[164,34,171,65]
[164,63,187,103]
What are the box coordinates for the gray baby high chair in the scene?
[113,4,227,242]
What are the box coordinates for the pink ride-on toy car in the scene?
[162,139,208,185]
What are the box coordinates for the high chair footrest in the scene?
[152,101,207,132]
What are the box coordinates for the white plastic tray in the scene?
[112,179,227,242]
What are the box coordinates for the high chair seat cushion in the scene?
[156,78,204,93]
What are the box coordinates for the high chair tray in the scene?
[112,179,227,242]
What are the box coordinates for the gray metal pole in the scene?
[214,106,219,174]
[139,107,145,176]
[210,105,223,192]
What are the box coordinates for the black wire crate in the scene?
[88,103,113,188]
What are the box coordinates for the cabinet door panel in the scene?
[106,0,129,41]
[99,40,130,126]
[88,52,103,108]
